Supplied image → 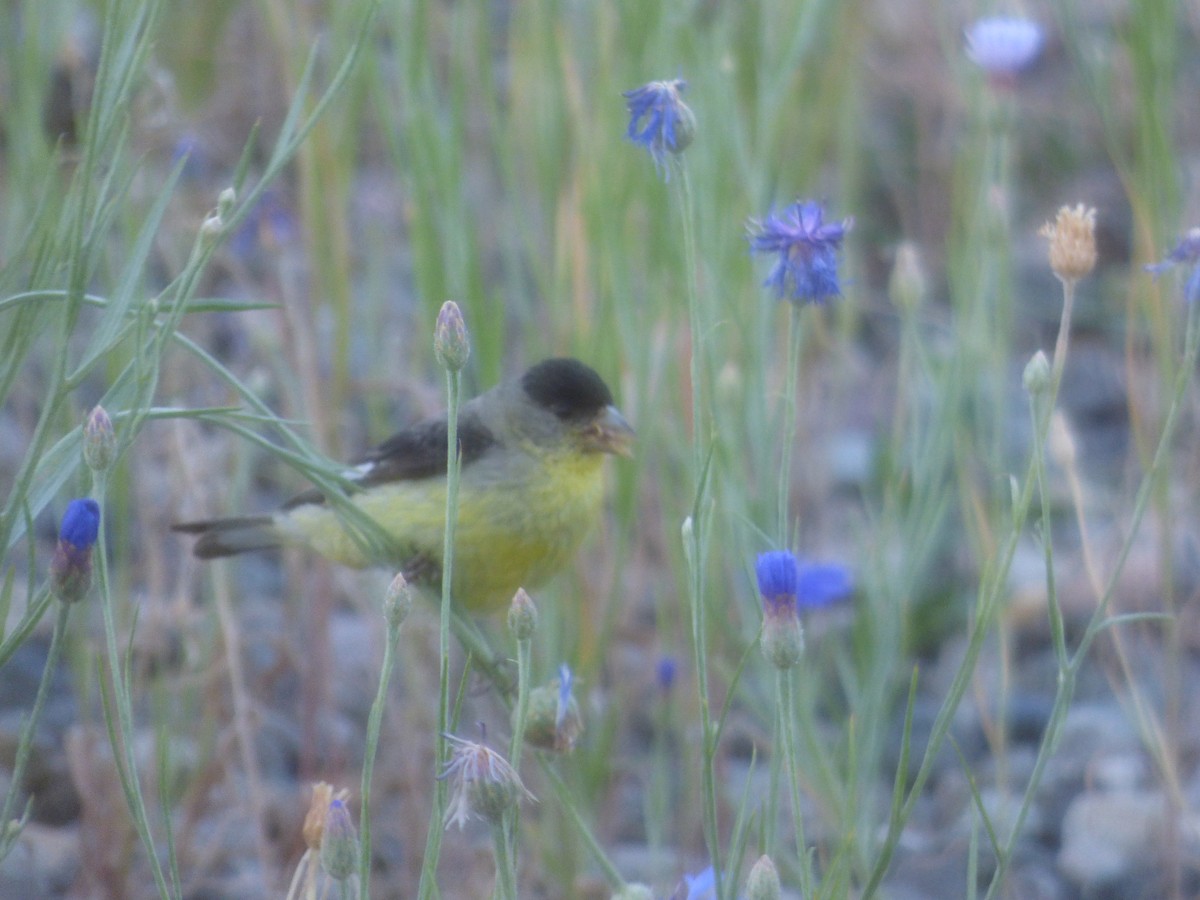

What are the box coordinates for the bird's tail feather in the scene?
[172,516,281,559]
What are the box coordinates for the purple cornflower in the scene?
[756,550,853,670]
[556,663,574,732]
[748,200,852,304]
[1146,228,1200,303]
[682,865,716,900]
[965,17,1044,84]
[622,79,695,177]
[755,550,799,616]
[656,655,678,692]
[51,498,100,604]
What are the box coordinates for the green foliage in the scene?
[2,0,1197,897]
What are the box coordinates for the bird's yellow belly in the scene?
[284,450,607,612]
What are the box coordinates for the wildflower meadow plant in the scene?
[622,79,695,177]
[50,498,101,604]
[964,16,1044,85]
[748,200,853,305]
[1146,227,1200,303]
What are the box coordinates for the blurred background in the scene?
[3,0,1200,897]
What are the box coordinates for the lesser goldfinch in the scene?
[173,358,633,613]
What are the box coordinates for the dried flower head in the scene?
[439,733,534,829]
[748,200,853,304]
[965,16,1044,84]
[622,79,695,177]
[1040,205,1097,284]
[302,782,347,851]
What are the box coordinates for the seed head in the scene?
[438,733,533,829]
[1040,204,1097,284]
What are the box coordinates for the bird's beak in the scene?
[587,405,636,458]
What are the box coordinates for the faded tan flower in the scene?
[1040,204,1097,283]
[302,782,350,851]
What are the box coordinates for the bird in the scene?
[173,358,634,613]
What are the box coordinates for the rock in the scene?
[0,823,80,898]
[1057,789,1164,889]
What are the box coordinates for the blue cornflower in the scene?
[59,498,100,548]
[683,865,716,900]
[796,561,854,610]
[756,550,853,670]
[1146,228,1200,304]
[755,550,799,615]
[622,79,695,176]
[748,200,852,304]
[656,655,678,692]
[556,662,574,732]
[51,498,100,604]
[965,16,1044,83]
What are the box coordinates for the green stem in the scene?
[536,756,625,889]
[778,667,813,898]
[509,636,533,773]
[358,613,402,898]
[93,474,175,898]
[672,155,724,898]
[777,304,803,544]
[491,820,518,900]
[416,366,463,900]
[0,599,71,862]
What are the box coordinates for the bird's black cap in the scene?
[521,358,615,421]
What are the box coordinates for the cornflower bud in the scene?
[383,571,413,630]
[507,587,538,641]
[745,854,782,900]
[434,301,470,372]
[319,798,359,882]
[51,498,100,604]
[521,663,583,753]
[1023,350,1051,396]
[83,406,116,473]
[1040,204,1098,284]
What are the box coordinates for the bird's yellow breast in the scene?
[281,448,608,612]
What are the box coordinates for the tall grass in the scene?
[1,0,1197,897]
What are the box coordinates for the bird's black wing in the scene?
[354,415,498,486]
[282,414,499,510]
